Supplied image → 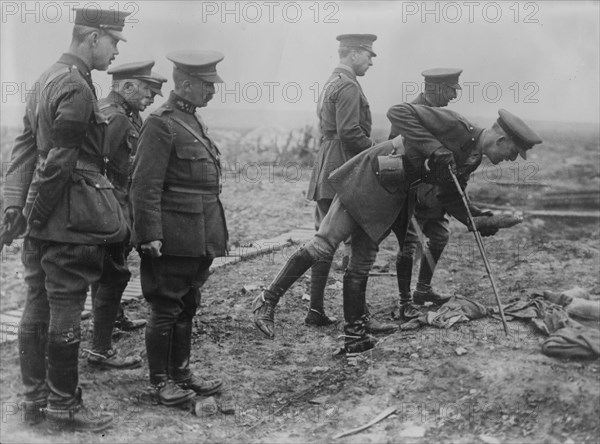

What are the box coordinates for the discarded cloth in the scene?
[498,296,599,359]
[400,296,488,330]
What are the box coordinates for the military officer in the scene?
[391,68,465,320]
[87,61,162,370]
[305,33,395,334]
[253,106,542,354]
[143,70,168,107]
[2,8,129,431]
[131,51,226,407]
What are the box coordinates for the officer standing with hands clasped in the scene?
[2,7,130,432]
[131,50,227,407]
[87,60,162,370]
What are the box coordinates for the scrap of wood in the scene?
[333,405,398,439]
[369,272,397,277]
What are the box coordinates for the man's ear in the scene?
[182,79,192,92]
[88,30,100,47]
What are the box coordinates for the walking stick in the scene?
[448,166,510,336]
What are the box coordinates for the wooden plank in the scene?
[4,310,23,318]
[0,314,22,326]
[81,310,91,320]
[0,333,18,344]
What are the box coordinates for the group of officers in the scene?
[1,6,542,434]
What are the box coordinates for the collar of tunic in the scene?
[106,90,135,117]
[170,91,196,114]
[58,53,94,91]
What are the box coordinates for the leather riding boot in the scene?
[18,322,48,425]
[342,272,378,354]
[146,323,195,406]
[168,319,193,382]
[169,318,223,397]
[393,255,421,321]
[253,247,316,338]
[413,244,451,305]
[46,341,113,432]
[305,260,337,326]
[46,340,80,409]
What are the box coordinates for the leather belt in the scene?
[321,132,340,140]
[164,183,220,194]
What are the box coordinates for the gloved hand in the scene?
[425,147,457,183]
[1,207,27,246]
[468,211,499,237]
[476,225,499,237]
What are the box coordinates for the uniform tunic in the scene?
[330,104,484,243]
[306,65,373,201]
[131,91,227,258]
[98,90,142,226]
[4,53,127,244]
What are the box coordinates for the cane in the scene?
[448,166,510,336]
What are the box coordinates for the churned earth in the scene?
[1,124,599,443]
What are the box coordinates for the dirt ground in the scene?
[1,125,599,443]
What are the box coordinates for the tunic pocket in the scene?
[67,170,123,234]
[174,142,219,185]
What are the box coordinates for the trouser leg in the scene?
[92,243,131,352]
[253,197,358,338]
[41,242,104,409]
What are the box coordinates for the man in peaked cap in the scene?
[302,33,396,335]
[131,50,227,408]
[2,6,129,432]
[87,61,163,371]
[253,105,541,354]
[390,68,465,321]
[145,71,168,106]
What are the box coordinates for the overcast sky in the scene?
[1,1,599,124]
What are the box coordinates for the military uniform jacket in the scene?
[131,92,228,258]
[99,91,143,226]
[306,65,373,201]
[405,93,445,220]
[330,104,483,243]
[3,53,127,244]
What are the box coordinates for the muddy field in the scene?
[1,122,599,443]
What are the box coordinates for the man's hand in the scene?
[1,207,27,246]
[425,147,456,183]
[140,240,162,258]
